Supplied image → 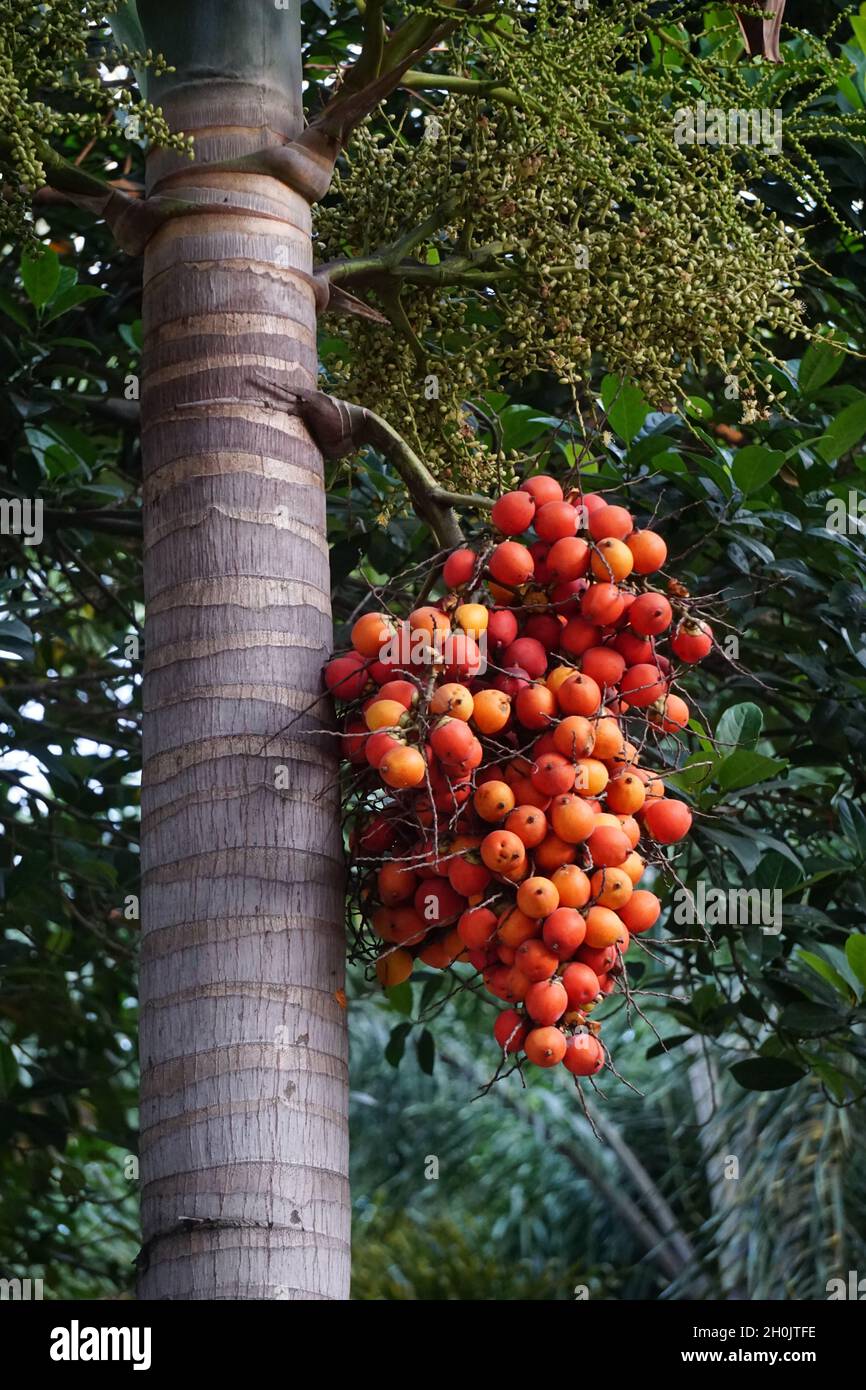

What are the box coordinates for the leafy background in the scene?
[1,1,865,1298]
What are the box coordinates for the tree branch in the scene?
[252,377,464,550]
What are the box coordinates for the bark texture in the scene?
[137,0,349,1299]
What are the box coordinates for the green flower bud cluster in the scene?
[0,1,188,243]
[316,0,864,491]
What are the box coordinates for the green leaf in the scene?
[715,749,786,793]
[415,1028,436,1075]
[837,798,866,862]
[816,397,866,462]
[600,374,649,442]
[43,285,106,323]
[730,1058,806,1091]
[0,289,30,329]
[731,445,785,495]
[0,1043,18,1100]
[779,1002,848,1037]
[645,1032,693,1059]
[845,934,866,990]
[798,950,856,1000]
[715,701,763,752]
[0,617,35,658]
[20,248,61,309]
[798,336,846,394]
[385,1021,412,1067]
[386,981,413,1016]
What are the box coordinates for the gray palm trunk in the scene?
[135,0,349,1299]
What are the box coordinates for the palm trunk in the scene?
[136,0,349,1300]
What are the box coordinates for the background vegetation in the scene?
[1,1,865,1298]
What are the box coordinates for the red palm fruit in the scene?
[581,582,625,625]
[378,861,418,906]
[377,679,418,709]
[583,905,627,949]
[493,1009,529,1054]
[497,905,539,949]
[562,961,601,1008]
[492,489,536,535]
[501,967,531,1003]
[587,824,631,868]
[528,544,552,585]
[521,474,563,507]
[553,715,595,760]
[383,907,427,946]
[534,834,576,873]
[563,1033,605,1076]
[536,500,579,542]
[524,1026,567,1067]
[525,978,569,1025]
[504,805,549,849]
[579,492,607,518]
[588,503,634,541]
[619,890,661,935]
[342,719,369,764]
[576,942,618,974]
[430,717,474,763]
[611,590,636,630]
[448,856,491,897]
[547,535,590,580]
[627,529,668,574]
[503,636,547,678]
[629,591,673,636]
[357,812,397,855]
[413,878,465,926]
[443,547,476,589]
[515,683,557,729]
[480,829,527,873]
[442,631,482,679]
[560,616,602,656]
[324,651,369,701]
[551,864,592,909]
[643,798,693,843]
[352,611,397,657]
[487,609,519,648]
[494,665,531,698]
[531,753,576,797]
[613,630,654,665]
[551,579,589,616]
[542,907,587,958]
[557,673,601,717]
[458,906,498,950]
[651,693,690,733]
[524,613,562,651]
[581,646,626,689]
[515,937,560,982]
[508,775,550,812]
[489,540,534,587]
[671,620,713,663]
[620,663,667,707]
[365,729,402,767]
[550,794,595,845]
[605,771,646,815]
